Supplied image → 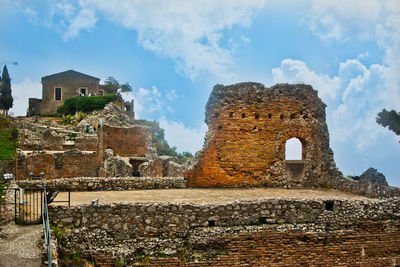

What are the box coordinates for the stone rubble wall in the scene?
[0,160,14,177]
[139,156,185,178]
[48,197,400,265]
[328,176,400,198]
[17,176,187,191]
[0,187,15,225]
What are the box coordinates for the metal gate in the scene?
[14,188,44,225]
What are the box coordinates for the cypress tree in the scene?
[1,65,13,113]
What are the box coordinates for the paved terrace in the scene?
[52,188,377,206]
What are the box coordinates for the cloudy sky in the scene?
[1,0,399,186]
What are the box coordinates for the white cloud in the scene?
[159,117,207,154]
[308,0,400,110]
[47,0,267,80]
[10,77,42,117]
[271,58,399,150]
[309,0,382,41]
[121,85,178,119]
[166,89,178,101]
[272,59,340,100]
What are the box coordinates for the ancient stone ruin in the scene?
[186,83,342,188]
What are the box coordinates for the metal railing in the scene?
[42,188,52,267]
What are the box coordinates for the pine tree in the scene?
[0,72,2,110]
[1,65,13,113]
[376,109,400,137]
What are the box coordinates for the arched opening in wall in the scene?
[285,137,302,160]
[124,105,131,112]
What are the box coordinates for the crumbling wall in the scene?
[15,150,100,180]
[139,156,185,177]
[97,125,152,160]
[16,177,187,191]
[74,136,97,151]
[186,83,342,188]
[42,129,63,150]
[49,198,400,265]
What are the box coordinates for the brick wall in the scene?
[186,83,342,188]
[16,150,100,180]
[133,221,400,266]
[97,125,151,160]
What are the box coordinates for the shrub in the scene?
[57,94,118,115]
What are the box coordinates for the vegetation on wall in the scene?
[376,109,400,139]
[0,116,18,160]
[57,94,117,115]
[136,119,193,163]
[0,178,6,203]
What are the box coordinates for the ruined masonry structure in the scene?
[187,83,341,188]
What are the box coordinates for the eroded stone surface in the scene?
[186,83,342,188]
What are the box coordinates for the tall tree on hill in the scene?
[103,76,133,94]
[0,65,13,114]
[376,109,400,140]
[0,71,2,110]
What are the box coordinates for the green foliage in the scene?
[0,127,18,160]
[103,76,133,94]
[136,119,194,162]
[0,178,6,203]
[40,113,58,117]
[62,111,88,125]
[62,251,84,265]
[376,109,400,136]
[57,94,117,115]
[114,257,127,267]
[0,65,13,112]
[50,223,67,246]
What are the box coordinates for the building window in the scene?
[55,88,62,101]
[80,88,87,96]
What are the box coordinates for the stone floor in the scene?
[0,222,42,267]
[53,188,377,206]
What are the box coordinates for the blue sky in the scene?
[1,0,399,186]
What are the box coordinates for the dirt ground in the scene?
[52,188,377,206]
[0,222,42,267]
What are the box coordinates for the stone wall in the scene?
[0,160,14,177]
[186,83,342,188]
[74,136,97,151]
[48,197,400,265]
[139,156,185,178]
[0,185,15,225]
[97,125,152,160]
[16,150,100,180]
[16,177,187,191]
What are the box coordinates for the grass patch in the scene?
[0,127,18,160]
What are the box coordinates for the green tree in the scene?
[136,119,194,163]
[103,76,133,94]
[0,65,13,113]
[376,109,400,136]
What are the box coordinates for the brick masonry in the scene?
[15,150,100,180]
[186,83,342,188]
[48,197,400,265]
[97,124,152,160]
